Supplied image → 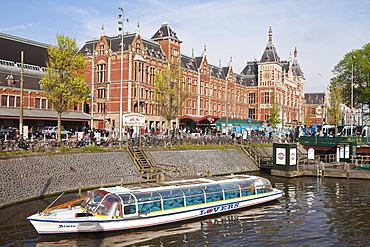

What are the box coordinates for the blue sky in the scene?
[1,0,369,92]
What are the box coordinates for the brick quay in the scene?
[0,148,257,207]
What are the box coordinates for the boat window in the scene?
[220,183,240,199]
[255,178,273,194]
[83,190,109,212]
[95,194,121,217]
[238,180,255,196]
[160,189,184,210]
[204,185,223,203]
[135,192,162,214]
[117,193,136,215]
[182,187,205,206]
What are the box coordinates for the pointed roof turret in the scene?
[291,47,304,77]
[260,26,280,63]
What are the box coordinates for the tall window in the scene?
[264,92,270,103]
[248,92,256,104]
[1,95,7,106]
[97,88,106,98]
[98,103,106,113]
[9,96,15,107]
[35,98,40,109]
[97,64,106,83]
[248,108,256,120]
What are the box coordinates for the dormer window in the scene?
[265,55,269,62]
[6,74,15,86]
[84,47,91,56]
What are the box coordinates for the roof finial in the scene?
[101,24,105,37]
[136,22,140,36]
[192,48,194,58]
[268,26,273,43]
[294,47,298,58]
[202,45,207,56]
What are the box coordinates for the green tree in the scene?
[42,35,89,141]
[153,61,188,131]
[327,86,344,126]
[267,96,281,128]
[331,43,370,120]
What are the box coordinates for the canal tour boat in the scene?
[27,174,283,234]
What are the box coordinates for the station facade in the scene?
[80,24,305,133]
[0,23,306,134]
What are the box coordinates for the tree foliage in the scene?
[327,87,344,126]
[42,35,89,140]
[267,96,281,128]
[330,43,370,120]
[153,62,188,130]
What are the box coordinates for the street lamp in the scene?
[350,59,354,136]
[118,2,129,141]
[133,54,146,143]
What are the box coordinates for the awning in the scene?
[179,115,219,123]
[0,107,94,121]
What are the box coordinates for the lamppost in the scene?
[350,61,354,136]
[118,2,129,141]
[19,51,24,139]
[133,54,146,143]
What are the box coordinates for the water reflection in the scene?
[2,175,370,246]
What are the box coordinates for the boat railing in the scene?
[120,181,274,215]
[77,173,162,195]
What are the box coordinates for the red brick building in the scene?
[80,24,305,133]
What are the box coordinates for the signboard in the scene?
[290,148,297,165]
[308,148,315,160]
[345,144,350,159]
[123,113,146,126]
[276,148,286,165]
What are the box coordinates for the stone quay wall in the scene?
[0,148,257,207]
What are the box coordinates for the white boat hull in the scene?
[28,190,282,234]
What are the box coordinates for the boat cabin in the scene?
[80,175,274,218]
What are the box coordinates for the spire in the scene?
[202,45,207,56]
[268,26,273,43]
[101,24,105,37]
[294,47,298,58]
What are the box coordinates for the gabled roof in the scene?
[181,54,197,72]
[79,33,136,55]
[79,33,167,61]
[151,23,182,42]
[210,64,225,79]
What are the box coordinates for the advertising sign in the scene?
[276,148,286,165]
[290,148,297,165]
[123,113,146,126]
[308,148,315,160]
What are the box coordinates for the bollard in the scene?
[159,174,164,182]
[207,171,212,177]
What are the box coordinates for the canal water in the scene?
[1,173,370,246]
